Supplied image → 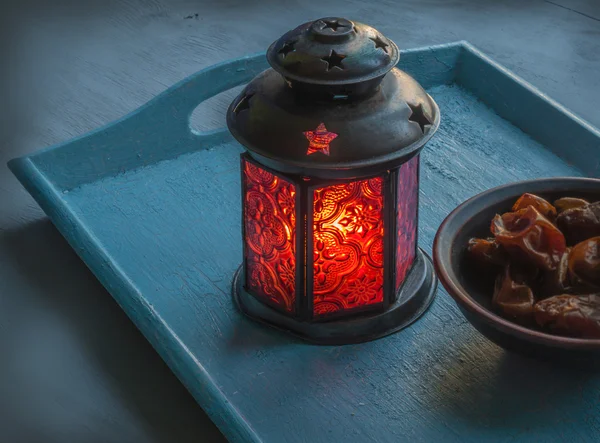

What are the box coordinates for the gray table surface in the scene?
[1,0,599,442]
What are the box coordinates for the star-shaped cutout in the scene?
[233,93,254,115]
[321,50,346,71]
[278,40,296,58]
[407,103,431,133]
[322,19,347,32]
[304,123,338,156]
[370,35,389,53]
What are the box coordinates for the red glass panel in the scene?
[312,177,385,317]
[395,155,419,292]
[243,160,296,312]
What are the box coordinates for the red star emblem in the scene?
[303,123,338,156]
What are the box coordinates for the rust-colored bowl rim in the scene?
[433,177,600,351]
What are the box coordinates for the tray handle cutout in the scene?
[189,85,246,137]
[148,53,268,144]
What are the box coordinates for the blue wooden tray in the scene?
[9,42,600,443]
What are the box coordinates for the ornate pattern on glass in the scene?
[243,160,296,312]
[395,155,419,292]
[312,177,384,316]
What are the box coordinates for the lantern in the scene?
[227,17,440,344]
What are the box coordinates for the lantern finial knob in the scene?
[309,17,354,43]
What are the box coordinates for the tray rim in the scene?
[9,41,600,190]
[8,41,600,443]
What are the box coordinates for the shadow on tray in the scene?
[425,336,600,432]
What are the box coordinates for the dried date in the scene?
[534,294,600,338]
[493,264,536,322]
[512,193,557,221]
[568,237,600,290]
[554,197,589,213]
[491,206,566,271]
[467,237,506,267]
[556,202,600,245]
[538,249,571,299]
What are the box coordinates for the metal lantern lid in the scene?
[267,17,399,87]
[227,17,440,179]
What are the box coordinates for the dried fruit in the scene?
[491,206,566,271]
[512,193,557,221]
[467,237,506,266]
[554,197,589,213]
[534,294,600,338]
[493,264,535,322]
[568,237,600,290]
[556,202,600,245]
[468,193,600,338]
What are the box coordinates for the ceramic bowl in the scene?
[433,177,600,361]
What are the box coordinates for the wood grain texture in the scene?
[2,1,600,442]
[9,44,600,442]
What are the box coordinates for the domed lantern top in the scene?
[227,17,440,179]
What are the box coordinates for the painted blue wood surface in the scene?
[8,42,600,443]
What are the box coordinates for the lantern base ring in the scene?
[232,248,437,345]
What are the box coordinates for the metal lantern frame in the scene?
[228,17,440,344]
